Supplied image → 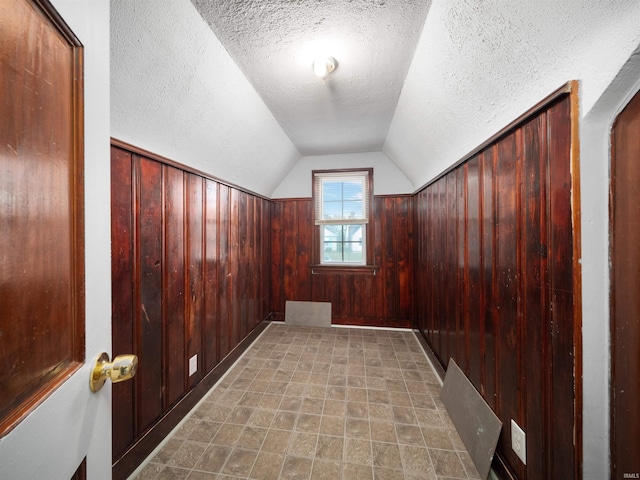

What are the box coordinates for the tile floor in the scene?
[133,324,480,480]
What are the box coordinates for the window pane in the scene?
[321,177,364,221]
[321,224,364,264]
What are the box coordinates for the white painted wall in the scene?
[0,1,112,479]
[386,0,640,190]
[385,2,640,477]
[271,151,414,198]
[110,0,301,198]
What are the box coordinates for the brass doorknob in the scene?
[90,352,138,392]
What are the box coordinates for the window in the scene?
[313,169,372,265]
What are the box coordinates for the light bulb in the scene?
[313,57,336,78]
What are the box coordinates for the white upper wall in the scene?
[110,0,300,197]
[385,0,640,190]
[271,151,414,198]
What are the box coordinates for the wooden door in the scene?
[611,88,640,479]
[0,1,111,478]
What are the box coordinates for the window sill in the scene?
[311,264,379,275]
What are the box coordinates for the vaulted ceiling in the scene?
[190,0,432,156]
[111,0,640,197]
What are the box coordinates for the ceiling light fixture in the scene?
[313,56,337,78]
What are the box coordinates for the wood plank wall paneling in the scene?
[270,196,413,327]
[611,88,640,480]
[110,145,271,466]
[413,92,579,479]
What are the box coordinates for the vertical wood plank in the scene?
[547,97,576,480]
[203,180,219,372]
[163,166,186,407]
[111,147,135,461]
[218,184,230,359]
[186,174,204,387]
[135,156,163,433]
[465,158,482,389]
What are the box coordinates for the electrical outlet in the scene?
[511,419,527,465]
[189,354,198,377]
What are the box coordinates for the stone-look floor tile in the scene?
[258,394,282,410]
[343,463,374,480]
[323,399,345,417]
[185,470,219,480]
[372,442,402,469]
[315,435,344,461]
[249,452,285,480]
[222,448,258,477]
[248,409,277,428]
[310,459,341,480]
[262,428,292,453]
[344,438,372,466]
[448,429,466,451]
[212,424,244,447]
[239,392,263,407]
[458,451,481,479]
[136,325,480,480]
[345,418,370,439]
[188,421,222,443]
[194,404,233,423]
[366,377,387,390]
[394,424,425,446]
[279,396,302,412]
[368,404,394,422]
[370,421,397,443]
[422,427,455,450]
[368,389,390,405]
[347,387,368,402]
[272,411,298,431]
[289,432,318,457]
[327,374,347,386]
[399,445,434,474]
[156,466,191,480]
[388,391,412,407]
[285,383,306,396]
[280,455,313,480]
[167,441,208,469]
[385,379,407,392]
[346,401,368,419]
[300,398,324,414]
[305,384,327,399]
[319,416,344,436]
[391,406,417,425]
[372,467,405,480]
[134,462,165,480]
[194,444,232,473]
[415,408,445,428]
[153,439,184,464]
[295,414,322,433]
[429,448,468,478]
[326,386,346,401]
[236,426,268,451]
[308,373,329,385]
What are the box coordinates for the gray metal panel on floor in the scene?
[284,300,332,327]
[441,358,502,480]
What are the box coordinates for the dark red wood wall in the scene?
[270,196,413,327]
[414,92,580,479]
[610,88,640,480]
[111,145,270,461]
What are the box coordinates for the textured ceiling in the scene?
[191,0,432,156]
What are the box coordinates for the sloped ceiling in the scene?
[191,0,432,156]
